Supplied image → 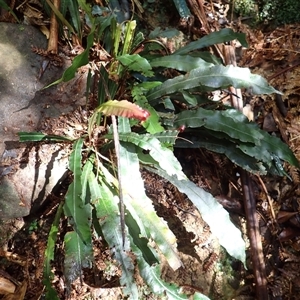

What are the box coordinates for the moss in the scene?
[234,0,257,16]
[233,0,300,25]
[258,0,300,24]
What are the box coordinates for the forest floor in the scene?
[1,1,300,299]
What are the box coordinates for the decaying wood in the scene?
[223,43,268,299]
[241,171,268,299]
[47,0,60,54]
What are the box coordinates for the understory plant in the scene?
[18,1,299,299]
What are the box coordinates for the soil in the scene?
[1,1,300,300]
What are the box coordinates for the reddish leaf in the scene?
[97,100,150,121]
[177,125,186,132]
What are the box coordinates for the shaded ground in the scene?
[1,1,300,300]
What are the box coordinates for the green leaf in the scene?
[64,231,93,289]
[45,28,94,88]
[175,133,267,174]
[89,172,139,298]
[174,108,262,144]
[64,139,92,246]
[107,131,186,179]
[131,239,191,300]
[150,54,214,72]
[43,203,63,300]
[117,54,154,77]
[174,28,248,55]
[174,108,299,170]
[147,65,280,104]
[141,105,165,134]
[181,90,198,106]
[118,117,182,270]
[259,129,300,168]
[78,0,93,22]
[45,0,75,34]
[173,0,191,19]
[67,0,82,39]
[81,155,94,203]
[154,130,179,145]
[0,0,20,22]
[147,166,246,266]
[132,84,165,134]
[122,20,136,55]
[133,236,209,299]
[193,293,211,300]
[125,209,158,266]
[18,132,74,142]
[98,64,118,104]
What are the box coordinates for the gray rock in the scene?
[0,22,86,220]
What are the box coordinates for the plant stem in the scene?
[111,115,126,247]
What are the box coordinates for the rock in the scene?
[0,22,87,220]
[0,142,69,219]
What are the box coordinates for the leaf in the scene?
[141,105,165,134]
[259,130,300,168]
[77,0,93,22]
[181,90,198,106]
[277,211,298,224]
[63,142,93,291]
[122,20,136,55]
[64,139,93,246]
[131,238,194,300]
[67,0,82,38]
[18,132,74,142]
[89,172,139,298]
[118,117,182,270]
[43,203,63,300]
[0,0,20,22]
[117,54,154,77]
[150,55,214,72]
[45,0,76,34]
[154,130,179,145]
[81,155,94,203]
[125,209,158,266]
[64,231,93,291]
[174,108,263,144]
[132,84,164,133]
[172,0,191,19]
[175,133,267,174]
[174,28,248,55]
[146,65,280,104]
[107,131,186,179]
[193,293,211,300]
[45,28,94,88]
[174,108,299,170]
[98,65,118,104]
[97,100,150,121]
[147,166,246,266]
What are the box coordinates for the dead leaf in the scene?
[0,277,16,295]
[2,281,27,300]
[277,211,298,223]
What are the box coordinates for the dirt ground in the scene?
[1,1,300,300]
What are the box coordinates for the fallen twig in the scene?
[223,43,268,299]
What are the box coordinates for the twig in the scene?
[241,171,268,299]
[223,43,268,299]
[257,175,278,230]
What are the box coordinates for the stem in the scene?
[111,115,126,247]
